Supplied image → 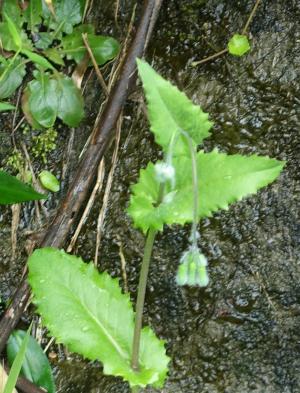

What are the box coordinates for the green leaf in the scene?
[34,32,54,50]
[2,0,22,27]
[62,28,120,65]
[21,87,44,129]
[0,22,32,51]
[0,56,26,99]
[39,170,60,192]
[42,0,83,34]
[3,11,22,49]
[0,102,15,111]
[25,72,83,128]
[7,330,56,393]
[21,48,55,70]
[0,170,45,204]
[56,75,84,126]
[23,0,43,32]
[28,248,169,388]
[3,326,31,393]
[127,151,285,233]
[28,72,59,128]
[136,59,213,156]
[43,48,65,66]
[228,34,251,57]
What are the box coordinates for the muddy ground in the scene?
[1,1,300,392]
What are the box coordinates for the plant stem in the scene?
[131,227,157,371]
[131,184,165,371]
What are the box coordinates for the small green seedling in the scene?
[39,170,60,192]
[228,34,251,56]
[28,60,284,391]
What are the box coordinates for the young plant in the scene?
[27,60,284,391]
[0,0,120,128]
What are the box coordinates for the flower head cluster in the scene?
[176,246,209,287]
[154,162,175,188]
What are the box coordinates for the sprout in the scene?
[176,247,209,287]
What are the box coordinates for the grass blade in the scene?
[3,325,31,393]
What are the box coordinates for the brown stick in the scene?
[15,374,47,393]
[4,363,46,393]
[0,0,163,357]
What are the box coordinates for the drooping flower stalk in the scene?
[131,129,208,374]
[175,129,209,287]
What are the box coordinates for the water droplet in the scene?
[82,326,89,332]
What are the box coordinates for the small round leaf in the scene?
[228,34,251,57]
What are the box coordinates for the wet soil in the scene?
[1,1,300,392]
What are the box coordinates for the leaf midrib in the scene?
[49,278,130,362]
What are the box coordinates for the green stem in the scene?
[179,129,199,245]
[131,227,157,371]
[131,185,164,372]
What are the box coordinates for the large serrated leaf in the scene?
[28,248,169,388]
[136,59,213,156]
[127,151,285,233]
[7,330,56,393]
[0,170,45,205]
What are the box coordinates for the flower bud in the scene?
[154,162,175,184]
[176,247,209,287]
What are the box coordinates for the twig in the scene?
[118,243,129,293]
[114,0,120,27]
[67,159,105,253]
[242,0,262,35]
[82,33,109,95]
[191,48,228,66]
[94,116,122,266]
[0,0,164,355]
[11,203,21,261]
